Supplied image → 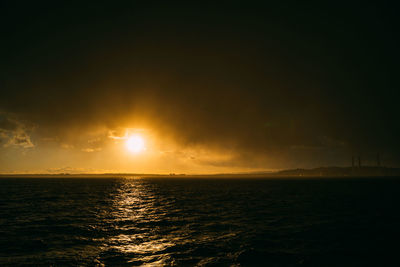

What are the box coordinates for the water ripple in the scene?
[1,177,400,266]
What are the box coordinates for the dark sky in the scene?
[1,1,400,172]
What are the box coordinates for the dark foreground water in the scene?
[1,177,400,266]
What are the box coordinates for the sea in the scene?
[1,177,400,266]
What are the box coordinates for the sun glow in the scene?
[126,134,146,154]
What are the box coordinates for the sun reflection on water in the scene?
[107,178,176,265]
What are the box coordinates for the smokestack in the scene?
[358,156,361,168]
[377,153,381,167]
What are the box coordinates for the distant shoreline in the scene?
[1,166,400,178]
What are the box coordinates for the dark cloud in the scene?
[0,113,34,148]
[1,1,399,168]
[9,133,33,147]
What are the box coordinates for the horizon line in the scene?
[0,165,398,177]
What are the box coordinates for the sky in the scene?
[1,1,399,174]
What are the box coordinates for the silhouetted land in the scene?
[274,166,400,177]
[1,166,400,178]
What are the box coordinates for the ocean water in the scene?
[1,177,400,266]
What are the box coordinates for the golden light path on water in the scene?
[88,178,243,266]
[107,178,176,265]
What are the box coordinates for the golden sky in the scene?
[1,2,399,173]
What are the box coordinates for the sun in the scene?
[126,134,146,154]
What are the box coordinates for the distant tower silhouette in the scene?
[358,156,361,168]
[377,153,381,167]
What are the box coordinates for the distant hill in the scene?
[274,166,400,177]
